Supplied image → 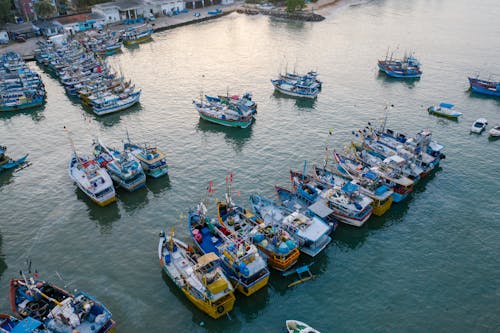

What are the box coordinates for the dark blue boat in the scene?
[468,77,500,97]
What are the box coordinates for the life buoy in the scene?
[216,305,224,314]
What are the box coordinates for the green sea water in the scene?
[1,0,499,331]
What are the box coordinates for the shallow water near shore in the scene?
[1,0,499,332]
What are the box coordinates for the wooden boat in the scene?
[158,231,236,319]
[92,90,141,116]
[290,170,373,227]
[193,97,254,128]
[188,202,270,296]
[286,319,321,333]
[378,51,422,78]
[205,92,257,111]
[9,277,115,333]
[249,194,332,256]
[68,153,116,206]
[468,76,500,97]
[0,313,46,332]
[271,79,320,99]
[0,146,28,172]
[427,103,462,119]
[217,199,300,271]
[93,139,146,192]
[313,164,393,217]
[123,133,168,178]
[121,26,154,45]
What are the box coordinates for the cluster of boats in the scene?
[0,52,46,112]
[34,38,141,116]
[0,272,115,333]
[193,92,257,128]
[271,70,322,99]
[69,133,168,206]
[77,30,123,56]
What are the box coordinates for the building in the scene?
[14,0,58,22]
[54,13,106,34]
[36,20,64,37]
[4,22,40,40]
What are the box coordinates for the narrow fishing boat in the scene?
[0,313,47,333]
[378,51,422,78]
[249,194,332,256]
[93,139,146,192]
[205,92,257,111]
[271,79,320,99]
[313,165,393,217]
[193,97,255,128]
[0,146,28,172]
[427,103,462,119]
[121,26,154,45]
[217,197,300,271]
[468,76,500,97]
[290,170,373,227]
[286,320,321,333]
[123,133,168,178]
[158,230,236,319]
[69,152,116,206]
[188,202,270,296]
[9,276,115,333]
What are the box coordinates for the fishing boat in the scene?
[378,51,422,78]
[290,170,374,227]
[193,97,255,128]
[0,313,46,333]
[468,76,500,97]
[91,90,141,116]
[271,79,320,99]
[93,139,146,192]
[286,320,321,333]
[470,118,488,134]
[123,134,168,178]
[427,103,462,119]
[121,26,154,45]
[249,194,332,256]
[188,202,270,296]
[313,165,393,217]
[279,71,322,89]
[9,276,115,333]
[217,198,300,272]
[158,230,236,319]
[205,92,257,112]
[69,153,116,206]
[488,125,500,137]
[0,146,28,172]
[0,91,45,112]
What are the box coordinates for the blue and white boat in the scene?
[378,51,422,78]
[249,194,332,257]
[468,76,500,97]
[93,138,146,192]
[279,71,322,89]
[427,103,462,119]
[271,79,320,99]
[91,90,141,116]
[0,145,28,171]
[123,133,168,178]
[188,202,270,296]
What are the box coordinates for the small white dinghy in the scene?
[471,118,488,134]
[286,320,321,333]
[488,125,500,137]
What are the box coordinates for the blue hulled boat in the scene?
[378,51,422,78]
[271,79,320,99]
[0,146,28,172]
[468,77,500,97]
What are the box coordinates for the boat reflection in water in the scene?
[75,188,121,234]
[196,119,254,153]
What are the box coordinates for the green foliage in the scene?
[34,0,56,18]
[286,0,305,12]
[0,0,14,25]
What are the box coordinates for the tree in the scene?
[0,0,14,25]
[286,0,305,12]
[34,0,56,18]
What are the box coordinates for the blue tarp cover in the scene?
[374,185,390,196]
[439,102,454,109]
[342,182,359,194]
[364,170,378,180]
[11,317,43,333]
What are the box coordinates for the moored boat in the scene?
[468,76,500,97]
[427,103,462,119]
[0,146,28,172]
[93,139,146,192]
[286,319,321,333]
[9,276,115,333]
[188,202,270,296]
[378,51,422,78]
[121,26,154,45]
[123,134,168,178]
[271,79,320,99]
[68,153,116,206]
[488,125,500,137]
[193,97,255,128]
[158,231,236,319]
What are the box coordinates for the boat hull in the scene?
[272,85,319,99]
[198,111,253,128]
[0,99,44,112]
[123,34,153,45]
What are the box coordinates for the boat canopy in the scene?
[364,170,378,180]
[195,252,219,268]
[428,141,444,152]
[374,185,390,196]
[439,102,454,109]
[11,317,44,333]
[341,182,359,194]
[308,200,333,218]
